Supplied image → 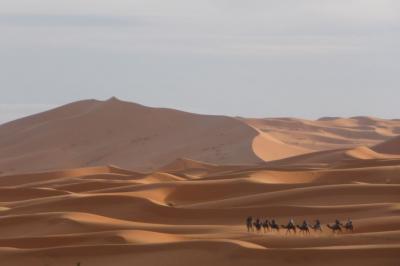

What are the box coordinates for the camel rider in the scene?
[347,218,353,226]
[335,219,341,226]
[247,216,253,225]
[271,219,277,227]
[315,219,321,226]
[302,220,308,227]
[288,218,295,227]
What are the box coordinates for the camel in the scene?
[262,219,270,233]
[254,218,262,233]
[342,221,354,232]
[246,216,254,232]
[311,220,323,232]
[281,223,297,234]
[269,220,280,232]
[296,223,310,235]
[327,223,342,233]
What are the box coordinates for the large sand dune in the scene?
[0,98,265,173]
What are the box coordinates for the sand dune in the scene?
[244,117,400,153]
[373,135,400,155]
[266,145,400,168]
[0,98,265,174]
[0,99,400,265]
[0,158,399,265]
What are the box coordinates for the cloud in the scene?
[0,0,399,118]
[0,14,141,27]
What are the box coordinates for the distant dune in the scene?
[373,135,400,155]
[1,98,400,175]
[0,98,264,173]
[244,117,400,152]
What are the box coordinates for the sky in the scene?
[0,0,399,123]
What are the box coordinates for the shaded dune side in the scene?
[0,166,140,187]
[373,135,400,155]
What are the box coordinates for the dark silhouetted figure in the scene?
[297,220,310,235]
[262,219,270,233]
[269,219,280,232]
[281,218,296,234]
[254,218,262,232]
[327,219,342,233]
[312,219,323,232]
[343,218,354,232]
[246,216,254,232]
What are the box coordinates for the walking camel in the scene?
[311,219,323,232]
[262,219,270,233]
[246,216,254,232]
[296,220,311,235]
[281,219,297,234]
[327,222,342,233]
[254,218,262,233]
[269,219,280,232]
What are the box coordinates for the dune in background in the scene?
[373,135,400,155]
[1,98,400,175]
[244,116,400,152]
[0,98,264,174]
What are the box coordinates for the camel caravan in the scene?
[246,217,354,234]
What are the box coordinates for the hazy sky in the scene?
[1,0,399,123]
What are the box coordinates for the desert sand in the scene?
[0,98,399,266]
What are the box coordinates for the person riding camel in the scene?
[335,219,341,226]
[254,218,262,231]
[344,218,354,231]
[288,218,295,227]
[312,219,322,231]
[246,216,253,232]
[271,219,277,227]
[302,220,308,228]
[347,218,353,226]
